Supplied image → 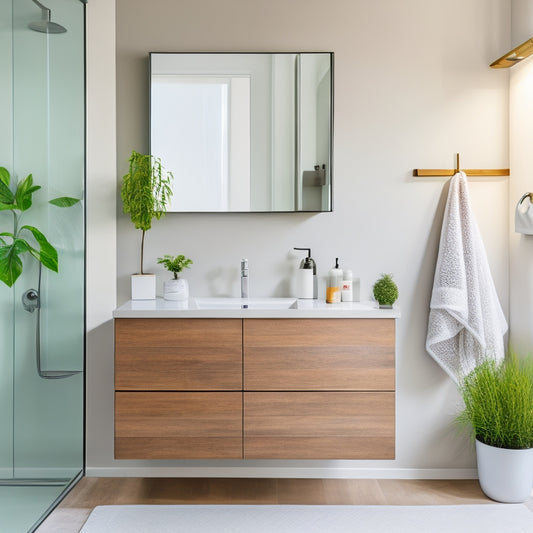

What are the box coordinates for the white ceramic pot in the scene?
[476,439,533,503]
[163,277,189,301]
[131,274,156,300]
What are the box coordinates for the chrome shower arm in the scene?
[29,0,68,34]
[31,0,51,21]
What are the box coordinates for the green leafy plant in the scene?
[457,353,533,450]
[372,273,399,306]
[0,167,79,287]
[157,254,193,280]
[121,150,173,275]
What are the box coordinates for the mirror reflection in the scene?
[150,52,333,212]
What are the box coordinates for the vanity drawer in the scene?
[243,319,395,391]
[244,391,395,459]
[115,318,242,390]
[115,391,243,459]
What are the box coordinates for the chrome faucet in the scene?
[240,258,249,299]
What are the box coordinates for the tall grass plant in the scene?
[457,353,533,450]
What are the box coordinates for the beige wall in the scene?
[86,0,511,477]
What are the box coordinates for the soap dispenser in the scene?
[294,247,317,299]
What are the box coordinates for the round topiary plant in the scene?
[372,274,399,307]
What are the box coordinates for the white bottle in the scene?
[296,268,314,299]
[294,247,317,299]
[341,269,353,302]
[352,276,360,302]
[326,258,343,303]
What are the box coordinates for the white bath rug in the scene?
[79,503,533,533]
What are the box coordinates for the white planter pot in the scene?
[476,439,533,503]
[163,278,189,301]
[131,274,156,300]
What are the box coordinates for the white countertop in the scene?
[114,298,401,319]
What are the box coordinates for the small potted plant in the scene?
[157,254,193,301]
[372,273,398,308]
[121,150,173,300]
[456,353,533,503]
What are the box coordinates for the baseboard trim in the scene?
[85,466,478,480]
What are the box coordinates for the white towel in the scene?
[426,171,507,383]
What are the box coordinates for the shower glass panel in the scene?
[0,0,85,532]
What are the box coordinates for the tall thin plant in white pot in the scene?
[457,353,533,503]
[121,150,173,299]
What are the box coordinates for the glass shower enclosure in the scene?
[0,0,85,531]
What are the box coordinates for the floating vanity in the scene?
[113,298,400,461]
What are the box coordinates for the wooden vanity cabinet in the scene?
[244,391,395,459]
[114,317,396,460]
[243,319,395,459]
[243,319,395,391]
[115,391,242,459]
[115,318,242,391]
[114,318,243,459]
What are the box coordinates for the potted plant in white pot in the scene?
[457,353,533,503]
[121,150,173,300]
[157,254,192,301]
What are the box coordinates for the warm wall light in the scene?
[490,38,533,68]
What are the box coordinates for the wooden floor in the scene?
[37,477,533,533]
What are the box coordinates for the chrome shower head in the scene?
[28,0,67,34]
[29,20,67,34]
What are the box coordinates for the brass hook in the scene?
[454,153,460,173]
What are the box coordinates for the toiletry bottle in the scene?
[294,247,317,299]
[326,258,343,303]
[341,269,353,302]
[352,276,360,302]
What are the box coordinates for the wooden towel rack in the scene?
[413,154,510,177]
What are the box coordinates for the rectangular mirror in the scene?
[150,52,333,212]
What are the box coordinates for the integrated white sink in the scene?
[194,297,298,310]
[115,298,400,319]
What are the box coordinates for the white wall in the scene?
[509,49,533,353]
[86,0,511,477]
[85,0,117,472]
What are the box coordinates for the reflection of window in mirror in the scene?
[151,75,251,211]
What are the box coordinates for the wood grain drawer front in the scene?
[115,318,242,391]
[115,392,243,459]
[244,319,395,391]
[244,392,395,459]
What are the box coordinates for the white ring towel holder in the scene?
[515,192,533,234]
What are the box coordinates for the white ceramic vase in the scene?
[163,277,189,301]
[476,439,533,503]
[131,274,156,300]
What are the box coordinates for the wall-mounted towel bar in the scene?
[413,154,510,177]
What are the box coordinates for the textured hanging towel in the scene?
[426,171,507,383]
